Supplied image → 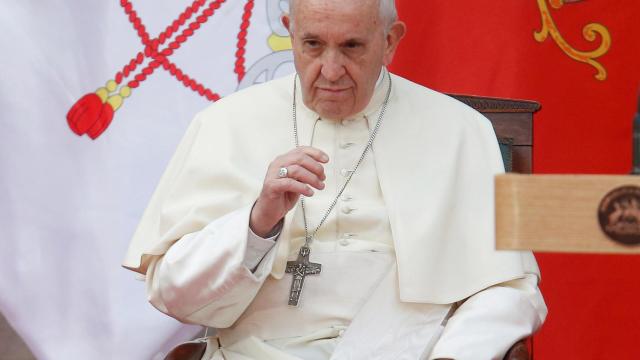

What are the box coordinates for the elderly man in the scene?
[124,0,547,359]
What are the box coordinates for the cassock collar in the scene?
[293,68,390,145]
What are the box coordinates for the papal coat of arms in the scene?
[598,186,640,246]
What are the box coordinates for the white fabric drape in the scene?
[0,1,292,358]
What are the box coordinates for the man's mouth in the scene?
[317,87,349,95]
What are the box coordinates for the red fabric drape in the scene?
[390,1,640,358]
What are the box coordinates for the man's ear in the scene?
[383,21,406,66]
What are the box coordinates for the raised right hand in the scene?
[249,146,329,237]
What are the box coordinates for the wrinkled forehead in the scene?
[289,0,383,35]
[290,0,381,22]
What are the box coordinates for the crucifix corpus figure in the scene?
[286,245,321,306]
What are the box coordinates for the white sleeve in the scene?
[244,228,278,271]
[144,205,279,329]
[428,274,547,360]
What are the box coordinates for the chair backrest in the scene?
[448,94,540,174]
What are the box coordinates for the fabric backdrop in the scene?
[0,1,294,358]
[390,1,640,359]
[2,0,638,359]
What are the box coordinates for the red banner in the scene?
[391,1,640,358]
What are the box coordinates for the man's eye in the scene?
[344,41,362,49]
[304,40,320,48]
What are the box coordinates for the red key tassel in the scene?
[66,80,131,139]
[67,93,106,135]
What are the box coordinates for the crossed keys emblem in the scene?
[285,245,322,306]
[66,0,254,139]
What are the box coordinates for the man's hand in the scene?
[250,146,328,237]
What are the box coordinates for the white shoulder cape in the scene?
[123,72,540,304]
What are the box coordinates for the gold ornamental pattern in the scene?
[534,0,611,81]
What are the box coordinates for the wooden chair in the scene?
[449,94,538,174]
[450,93,540,360]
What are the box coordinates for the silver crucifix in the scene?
[285,245,321,306]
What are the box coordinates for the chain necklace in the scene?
[285,70,393,306]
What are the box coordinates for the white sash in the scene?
[330,263,452,360]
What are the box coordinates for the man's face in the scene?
[285,0,404,120]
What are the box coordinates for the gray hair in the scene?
[288,0,398,33]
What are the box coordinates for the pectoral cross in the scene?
[285,245,321,306]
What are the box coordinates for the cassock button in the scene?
[339,238,350,246]
[341,206,355,214]
[340,169,354,177]
[340,142,356,149]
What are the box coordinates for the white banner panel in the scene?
[0,1,293,358]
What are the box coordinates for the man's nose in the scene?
[320,50,346,82]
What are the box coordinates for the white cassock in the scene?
[124,69,547,360]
